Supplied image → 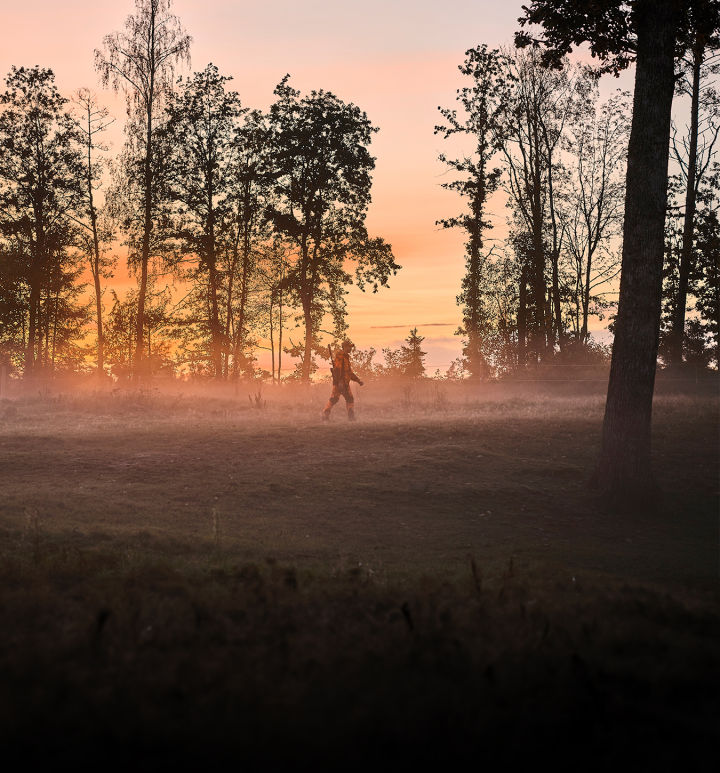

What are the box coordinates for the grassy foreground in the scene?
[0,387,718,769]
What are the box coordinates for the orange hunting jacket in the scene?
[332,351,361,386]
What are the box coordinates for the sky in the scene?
[0,0,636,373]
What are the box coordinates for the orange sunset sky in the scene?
[0,0,636,372]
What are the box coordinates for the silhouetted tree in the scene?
[0,244,26,368]
[692,191,720,365]
[500,47,589,359]
[267,76,399,381]
[517,0,720,500]
[666,36,720,366]
[95,0,190,379]
[436,45,510,379]
[226,109,274,380]
[72,88,116,377]
[256,237,289,383]
[159,64,242,378]
[400,328,427,378]
[0,66,85,376]
[560,89,629,342]
[105,285,174,380]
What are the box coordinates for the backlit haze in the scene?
[0,0,633,373]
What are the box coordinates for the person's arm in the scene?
[347,357,363,385]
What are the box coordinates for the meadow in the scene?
[0,381,718,769]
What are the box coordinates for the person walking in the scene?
[322,340,363,421]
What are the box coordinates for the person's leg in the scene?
[323,386,340,419]
[343,386,355,421]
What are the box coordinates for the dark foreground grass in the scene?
[1,390,718,770]
[1,531,718,772]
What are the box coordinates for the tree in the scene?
[105,286,174,380]
[380,328,430,379]
[226,108,274,380]
[560,90,629,342]
[0,244,26,368]
[400,328,427,378]
[436,45,624,377]
[95,0,190,379]
[499,47,591,360]
[691,183,720,366]
[256,237,289,384]
[0,66,85,377]
[436,45,510,379]
[72,88,116,377]
[267,76,399,382]
[159,64,243,379]
[666,36,720,366]
[517,0,720,500]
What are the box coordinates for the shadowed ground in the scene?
[0,388,717,769]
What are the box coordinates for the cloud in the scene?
[370,322,455,329]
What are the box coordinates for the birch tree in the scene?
[95,0,190,379]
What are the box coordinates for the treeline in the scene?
[437,41,719,379]
[0,0,717,387]
[0,0,398,384]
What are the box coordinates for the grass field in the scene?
[0,383,718,769]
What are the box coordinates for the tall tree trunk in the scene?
[530,121,547,359]
[269,292,276,384]
[714,277,720,369]
[517,267,528,367]
[278,261,284,383]
[550,252,561,347]
[43,286,51,372]
[669,38,703,367]
[546,134,563,350]
[51,287,60,371]
[301,242,317,383]
[465,148,488,380]
[26,210,45,378]
[466,240,483,379]
[530,246,546,362]
[208,263,222,377]
[595,0,679,500]
[134,102,153,381]
[302,293,313,382]
[233,227,251,379]
[92,260,104,375]
[530,209,547,360]
[207,177,223,379]
[224,223,242,379]
[87,137,105,377]
[134,7,157,383]
[581,250,592,343]
[26,282,39,376]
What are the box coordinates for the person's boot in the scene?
[347,406,355,422]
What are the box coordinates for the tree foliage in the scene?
[0,66,87,375]
[438,45,629,378]
[95,0,190,378]
[516,0,720,500]
[267,76,399,381]
[436,45,510,379]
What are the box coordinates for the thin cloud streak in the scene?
[370,323,456,329]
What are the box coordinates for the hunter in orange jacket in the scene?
[322,340,363,421]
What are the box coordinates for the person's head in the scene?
[341,340,353,353]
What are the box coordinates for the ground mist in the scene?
[0,386,717,768]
